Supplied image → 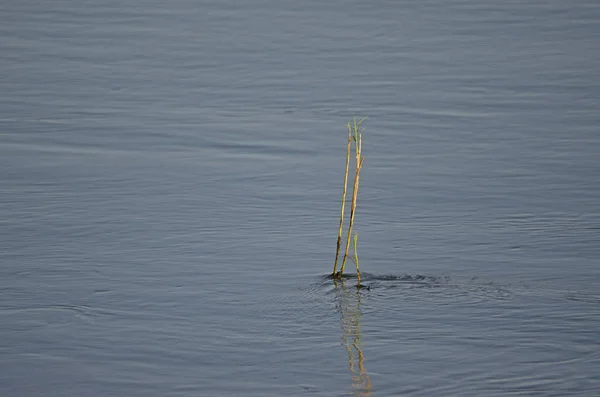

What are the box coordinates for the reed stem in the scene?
[352,233,361,286]
[333,124,353,276]
[338,117,365,279]
[340,154,363,275]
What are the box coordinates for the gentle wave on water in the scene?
[297,273,600,396]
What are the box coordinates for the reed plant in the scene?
[351,233,360,284]
[333,117,366,286]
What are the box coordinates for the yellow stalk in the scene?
[340,118,364,277]
[352,233,361,286]
[340,155,363,275]
[333,123,353,276]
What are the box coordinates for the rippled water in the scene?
[1,0,599,396]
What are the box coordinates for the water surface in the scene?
[1,1,599,396]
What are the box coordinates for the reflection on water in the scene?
[333,278,372,396]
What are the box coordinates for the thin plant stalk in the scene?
[351,233,361,286]
[339,155,363,275]
[332,125,353,276]
[339,117,365,276]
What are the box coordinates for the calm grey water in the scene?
[1,1,599,396]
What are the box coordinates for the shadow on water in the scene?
[332,277,372,397]
[320,272,514,305]
[326,272,449,287]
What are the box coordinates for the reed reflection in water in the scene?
[334,278,372,396]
